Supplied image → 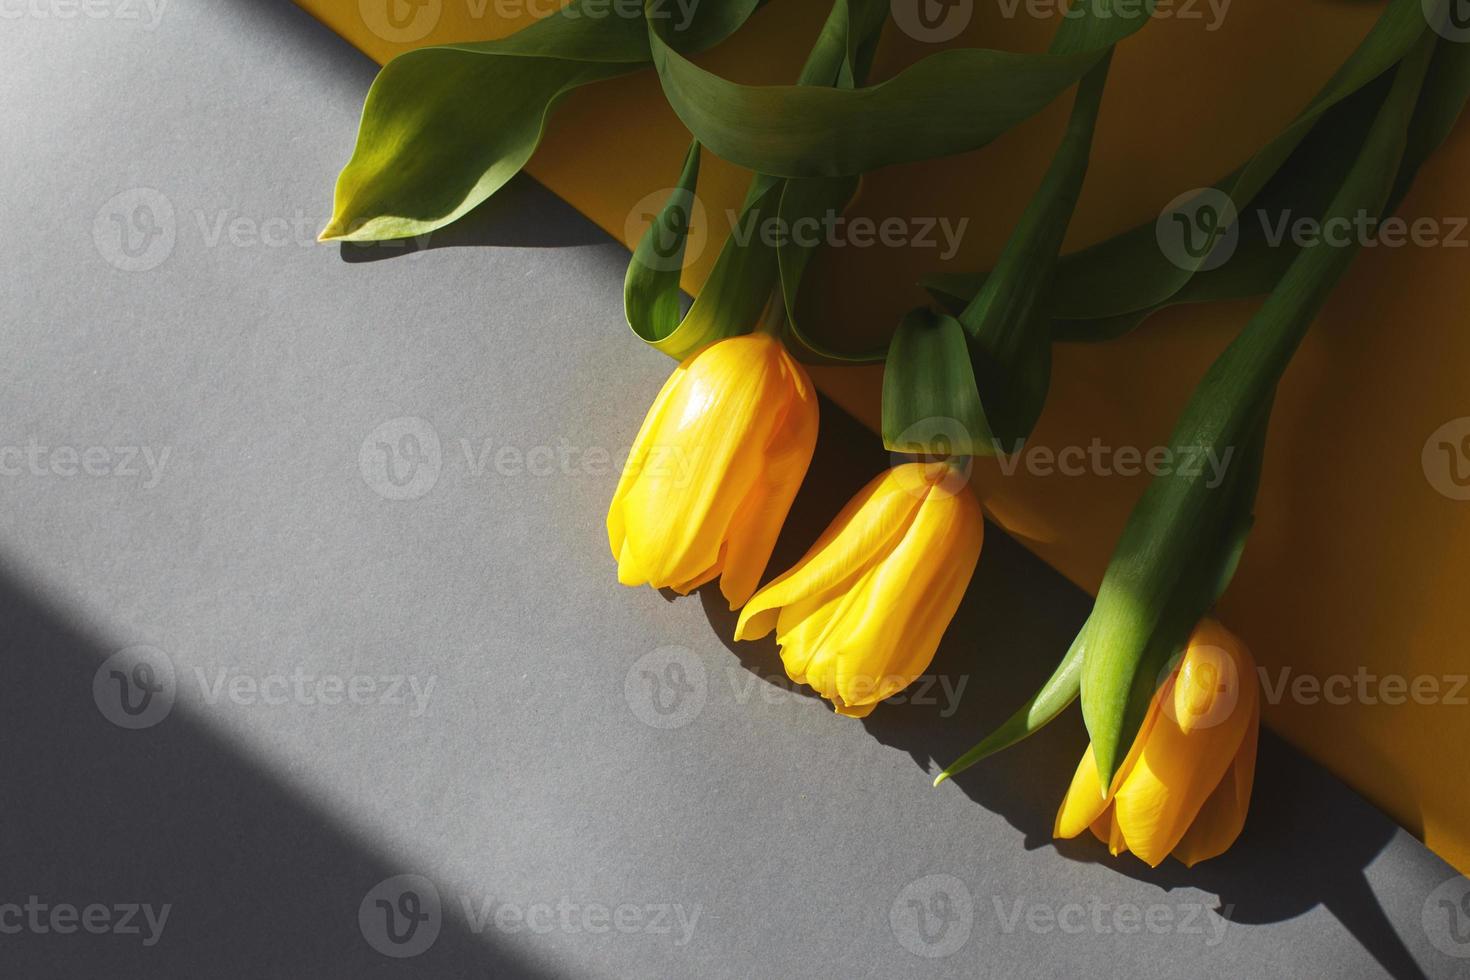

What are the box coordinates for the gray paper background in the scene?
[2,1,1468,977]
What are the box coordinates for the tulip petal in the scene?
[1111,625,1258,867]
[778,469,983,715]
[619,334,798,591]
[1056,682,1166,839]
[1171,694,1260,867]
[608,360,688,559]
[1056,745,1111,839]
[719,355,819,608]
[734,465,924,641]
[616,539,648,588]
[1089,805,1129,857]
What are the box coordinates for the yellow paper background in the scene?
[303,0,1470,873]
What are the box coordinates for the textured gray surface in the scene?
[2,1,1468,977]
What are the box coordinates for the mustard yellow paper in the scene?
[301,0,1470,874]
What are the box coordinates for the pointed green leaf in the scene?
[882,309,991,455]
[322,0,763,242]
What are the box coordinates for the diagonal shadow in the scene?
[0,563,557,979]
[702,394,1433,980]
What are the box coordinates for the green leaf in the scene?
[624,140,703,350]
[1080,32,1438,788]
[934,628,1085,785]
[956,52,1111,450]
[321,0,763,242]
[644,0,1153,179]
[882,309,991,455]
[775,174,887,363]
[775,0,890,365]
[626,0,894,362]
[626,166,787,360]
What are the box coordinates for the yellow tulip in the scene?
[1055,618,1260,867]
[608,332,818,609]
[734,462,984,718]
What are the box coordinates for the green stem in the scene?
[1080,31,1439,787]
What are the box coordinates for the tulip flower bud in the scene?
[1055,618,1260,867]
[735,461,984,718]
[608,332,818,609]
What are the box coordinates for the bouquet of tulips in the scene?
[320,0,1469,868]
